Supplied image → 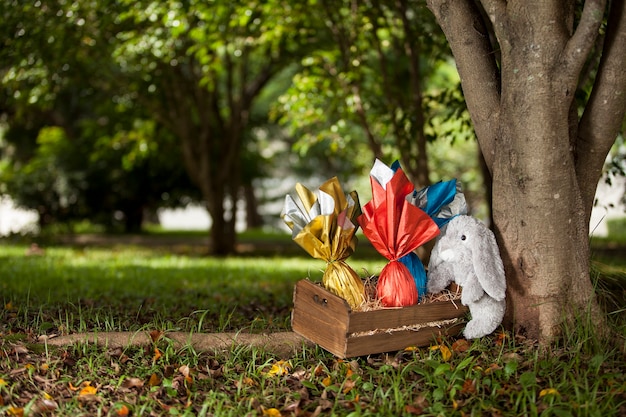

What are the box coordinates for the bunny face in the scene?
[430,215,506,301]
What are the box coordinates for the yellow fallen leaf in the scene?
[149,373,161,387]
[441,346,452,361]
[0,378,7,387]
[430,345,452,361]
[262,407,282,416]
[7,406,23,416]
[79,385,97,396]
[322,375,332,387]
[539,388,560,397]
[266,360,291,377]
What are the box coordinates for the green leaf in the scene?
[519,371,536,389]
[434,363,451,376]
[456,356,474,371]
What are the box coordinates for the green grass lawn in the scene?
[0,244,386,335]
[1,240,625,416]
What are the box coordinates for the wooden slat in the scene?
[348,302,468,333]
[291,280,350,357]
[344,321,466,358]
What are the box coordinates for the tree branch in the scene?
[577,0,626,218]
[561,0,607,90]
[478,0,506,41]
[425,0,501,173]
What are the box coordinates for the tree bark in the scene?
[426,0,624,342]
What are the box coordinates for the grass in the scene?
[0,244,386,335]
[1,239,626,416]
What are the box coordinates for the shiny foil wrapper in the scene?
[358,160,440,307]
[282,177,366,309]
[410,179,468,228]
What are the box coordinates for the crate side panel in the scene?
[348,302,468,333]
[344,321,466,357]
[291,280,350,357]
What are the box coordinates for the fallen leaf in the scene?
[484,363,501,375]
[265,360,291,377]
[405,404,423,415]
[539,388,560,397]
[153,347,162,363]
[502,352,523,362]
[242,376,256,386]
[322,376,332,387]
[116,404,130,416]
[262,407,282,416]
[342,378,356,394]
[452,339,471,353]
[7,406,23,416]
[79,385,97,396]
[12,345,29,355]
[122,377,144,389]
[495,331,507,346]
[149,373,161,387]
[150,330,164,342]
[431,345,452,361]
[179,365,190,378]
[461,378,476,395]
[440,345,452,361]
[31,397,58,414]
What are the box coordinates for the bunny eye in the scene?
[460,234,466,241]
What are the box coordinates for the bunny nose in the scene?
[440,249,455,261]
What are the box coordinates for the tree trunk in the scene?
[426,0,625,342]
[493,86,593,340]
[243,183,264,230]
[204,180,237,256]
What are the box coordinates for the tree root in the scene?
[40,331,314,357]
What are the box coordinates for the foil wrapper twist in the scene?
[282,177,366,309]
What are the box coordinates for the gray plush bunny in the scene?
[427,215,506,339]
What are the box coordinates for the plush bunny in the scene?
[427,215,506,339]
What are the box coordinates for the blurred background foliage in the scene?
[0,0,623,252]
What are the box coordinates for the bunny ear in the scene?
[471,220,507,301]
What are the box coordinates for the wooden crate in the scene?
[291,279,468,358]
